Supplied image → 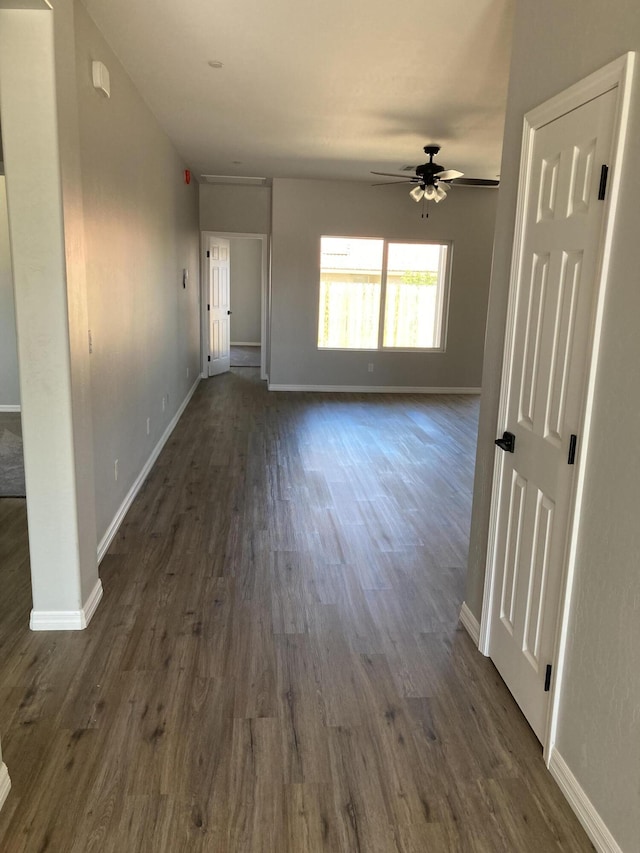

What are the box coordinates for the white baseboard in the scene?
[267,384,482,394]
[0,762,10,813]
[0,404,20,412]
[97,376,201,563]
[459,602,481,645]
[81,578,104,626]
[231,341,260,347]
[548,749,622,853]
[30,578,104,631]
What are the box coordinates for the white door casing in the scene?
[480,54,635,748]
[208,236,231,376]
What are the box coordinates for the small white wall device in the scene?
[92,61,111,98]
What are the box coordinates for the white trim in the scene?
[459,602,480,645]
[81,578,104,625]
[479,435,506,654]
[30,578,104,631]
[548,749,623,853]
[268,384,481,394]
[97,376,201,563]
[0,404,20,412]
[0,762,11,814]
[231,341,261,347]
[479,53,636,754]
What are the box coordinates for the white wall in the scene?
[0,0,100,622]
[465,2,640,848]
[199,184,271,234]
[74,3,201,542]
[0,177,19,407]
[230,238,262,344]
[270,178,497,389]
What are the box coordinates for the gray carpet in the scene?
[230,345,261,367]
[0,414,25,498]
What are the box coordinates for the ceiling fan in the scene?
[371,144,499,208]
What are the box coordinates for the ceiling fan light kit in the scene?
[371,143,498,216]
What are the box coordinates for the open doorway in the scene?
[229,237,262,368]
[201,231,269,381]
[0,126,32,642]
[0,155,24,498]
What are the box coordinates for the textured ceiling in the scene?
[80,0,515,183]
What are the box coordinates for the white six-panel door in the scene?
[487,88,618,741]
[208,237,231,376]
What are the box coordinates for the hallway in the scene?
[0,371,592,851]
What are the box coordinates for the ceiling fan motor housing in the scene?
[417,145,445,184]
[416,163,444,184]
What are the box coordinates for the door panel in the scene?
[208,237,231,376]
[488,88,617,740]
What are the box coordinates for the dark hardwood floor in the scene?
[0,370,593,851]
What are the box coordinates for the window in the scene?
[317,237,450,351]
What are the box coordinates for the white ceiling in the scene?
[80,0,515,184]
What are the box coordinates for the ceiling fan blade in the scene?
[449,177,500,187]
[436,169,464,181]
[371,171,417,179]
[371,180,414,186]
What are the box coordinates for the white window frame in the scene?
[317,236,452,353]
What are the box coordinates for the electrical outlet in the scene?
[114,459,118,481]
[162,395,166,412]
[368,363,374,373]
[88,329,93,354]
[146,417,150,436]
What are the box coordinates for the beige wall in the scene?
[75,3,201,541]
[465,1,640,848]
[0,177,19,406]
[199,184,271,234]
[230,238,262,344]
[270,178,497,388]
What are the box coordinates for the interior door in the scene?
[208,237,231,376]
[488,89,617,741]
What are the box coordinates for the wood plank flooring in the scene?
[0,370,593,851]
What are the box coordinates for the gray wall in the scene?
[270,178,497,388]
[230,238,262,344]
[0,177,19,406]
[199,184,271,234]
[465,1,640,848]
[75,4,201,541]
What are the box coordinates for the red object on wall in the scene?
[184,169,191,185]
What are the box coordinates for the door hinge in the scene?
[207,355,211,362]
[207,250,211,258]
[598,164,609,200]
[207,304,210,311]
[568,434,577,465]
[544,664,552,692]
